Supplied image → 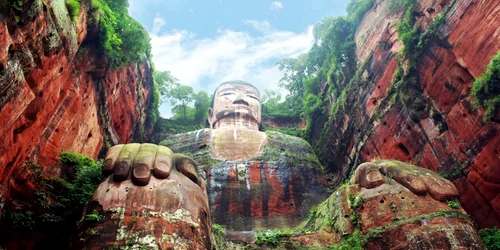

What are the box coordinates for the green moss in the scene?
[65,0,81,23]
[212,223,226,250]
[472,51,500,120]
[255,229,295,246]
[254,132,323,170]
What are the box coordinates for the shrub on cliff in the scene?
[66,0,81,22]
[479,228,500,250]
[89,0,152,69]
[0,153,102,235]
[472,51,500,120]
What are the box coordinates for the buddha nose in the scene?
[233,94,249,106]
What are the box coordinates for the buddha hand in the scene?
[102,143,200,186]
[353,159,459,201]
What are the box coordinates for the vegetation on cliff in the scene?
[0,152,102,247]
[88,0,152,69]
[472,51,500,120]
[269,0,373,140]
[478,227,500,250]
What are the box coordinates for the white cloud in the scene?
[152,15,166,34]
[149,19,314,117]
[187,8,194,15]
[242,20,272,33]
[269,1,284,11]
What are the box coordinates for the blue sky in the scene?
[128,0,351,117]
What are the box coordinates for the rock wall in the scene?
[262,116,306,129]
[312,0,500,228]
[0,0,153,208]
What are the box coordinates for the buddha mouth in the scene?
[213,108,260,125]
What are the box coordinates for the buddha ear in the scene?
[207,108,214,128]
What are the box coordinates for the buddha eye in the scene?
[247,95,259,101]
[221,92,234,96]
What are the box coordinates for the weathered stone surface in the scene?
[358,182,485,249]
[0,0,153,213]
[302,167,486,249]
[78,144,212,249]
[312,0,500,228]
[261,116,305,129]
[78,176,211,249]
[163,129,329,231]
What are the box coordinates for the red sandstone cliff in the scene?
[0,1,153,207]
[312,0,500,229]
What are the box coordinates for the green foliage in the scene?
[85,210,104,222]
[261,89,301,119]
[328,228,383,250]
[328,230,364,250]
[66,0,81,23]
[479,228,500,250]
[397,1,447,68]
[60,151,97,168]
[472,51,500,120]
[0,154,103,234]
[89,229,100,236]
[255,229,294,246]
[147,71,179,127]
[308,205,318,220]
[446,199,460,209]
[275,0,374,140]
[7,211,36,230]
[154,71,180,103]
[153,118,205,142]
[262,126,302,137]
[212,223,226,250]
[389,0,413,14]
[193,90,211,123]
[352,196,364,209]
[389,201,397,212]
[346,0,374,25]
[89,0,151,69]
[156,79,210,123]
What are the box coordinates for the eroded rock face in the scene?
[312,0,500,228]
[0,0,153,209]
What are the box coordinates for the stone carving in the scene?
[354,160,459,201]
[162,81,329,230]
[77,144,211,249]
[299,160,486,249]
[78,81,483,249]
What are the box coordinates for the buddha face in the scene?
[208,81,261,130]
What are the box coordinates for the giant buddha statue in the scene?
[77,81,486,249]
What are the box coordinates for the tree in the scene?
[193,90,211,123]
[169,83,194,121]
[154,71,179,104]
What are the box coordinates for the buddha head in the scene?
[208,80,261,130]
